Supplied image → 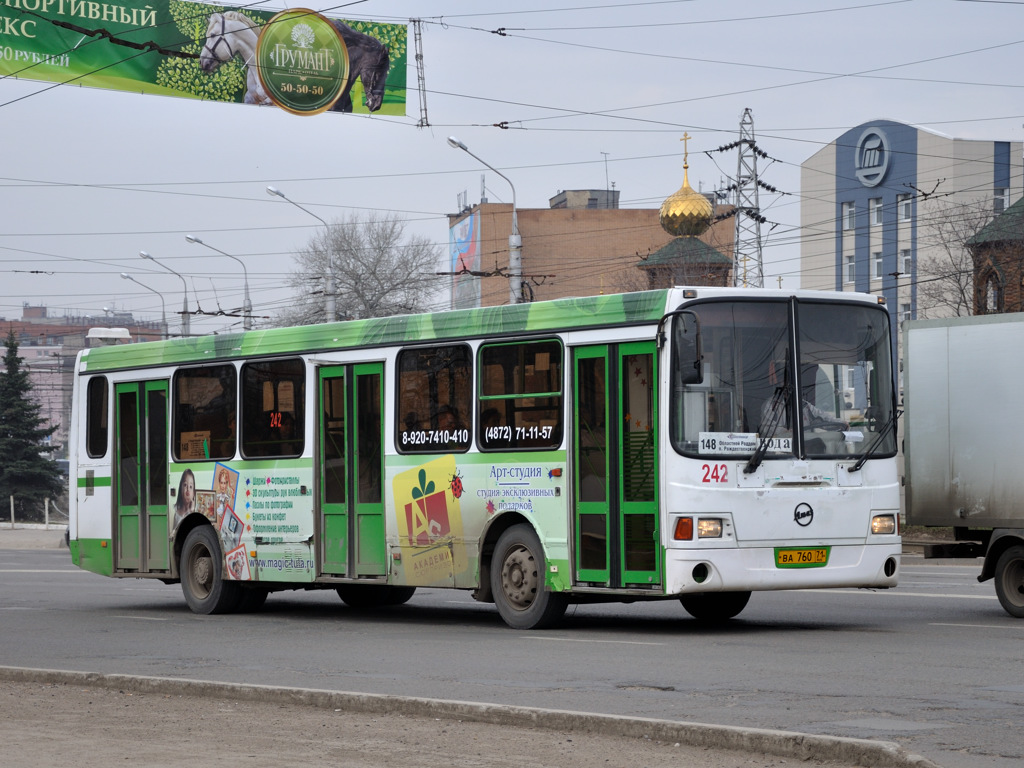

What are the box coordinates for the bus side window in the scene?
[478,339,563,451]
[173,364,237,461]
[86,376,109,458]
[241,359,305,458]
[396,345,471,453]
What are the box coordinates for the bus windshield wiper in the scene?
[745,383,791,474]
[848,408,902,472]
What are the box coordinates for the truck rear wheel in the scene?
[994,545,1024,618]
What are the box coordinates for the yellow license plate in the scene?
[775,547,829,568]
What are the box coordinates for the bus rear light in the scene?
[697,518,723,538]
[871,514,896,535]
[674,517,693,540]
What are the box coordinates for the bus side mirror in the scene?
[675,312,703,385]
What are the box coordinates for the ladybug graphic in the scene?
[449,470,464,499]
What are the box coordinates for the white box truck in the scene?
[904,313,1024,617]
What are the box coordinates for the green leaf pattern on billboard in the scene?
[155,2,244,101]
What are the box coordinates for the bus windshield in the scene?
[670,298,896,462]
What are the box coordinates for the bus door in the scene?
[114,380,169,572]
[318,364,386,578]
[572,342,659,587]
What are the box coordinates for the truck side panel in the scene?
[905,315,1024,528]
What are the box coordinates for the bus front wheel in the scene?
[680,591,751,622]
[491,524,567,630]
[180,525,240,614]
[994,545,1024,618]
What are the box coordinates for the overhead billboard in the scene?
[0,1,406,115]
[450,211,481,310]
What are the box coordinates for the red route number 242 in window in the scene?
[701,463,728,483]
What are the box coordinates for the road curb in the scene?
[0,666,941,768]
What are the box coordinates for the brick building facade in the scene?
[968,195,1024,314]
[446,192,734,308]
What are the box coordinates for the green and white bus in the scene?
[68,287,901,629]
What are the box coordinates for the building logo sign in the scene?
[256,9,350,115]
[855,127,890,187]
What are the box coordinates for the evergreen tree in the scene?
[0,330,64,521]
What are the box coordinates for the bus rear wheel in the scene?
[180,525,240,614]
[680,591,751,622]
[336,585,417,609]
[994,545,1024,618]
[491,524,567,630]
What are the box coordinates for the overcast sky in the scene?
[2,0,1022,335]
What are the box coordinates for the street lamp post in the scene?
[185,235,252,330]
[447,136,522,305]
[121,272,168,338]
[139,250,190,336]
[266,185,336,323]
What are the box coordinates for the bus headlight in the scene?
[871,514,896,535]
[697,518,723,538]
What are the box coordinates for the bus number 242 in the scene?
[701,463,728,484]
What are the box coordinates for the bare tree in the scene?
[277,212,443,326]
[915,199,995,318]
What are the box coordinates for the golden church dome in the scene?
[660,134,713,238]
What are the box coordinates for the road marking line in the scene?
[523,637,663,646]
[797,589,996,600]
[929,622,1023,630]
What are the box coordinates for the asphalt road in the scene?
[3,527,1020,767]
